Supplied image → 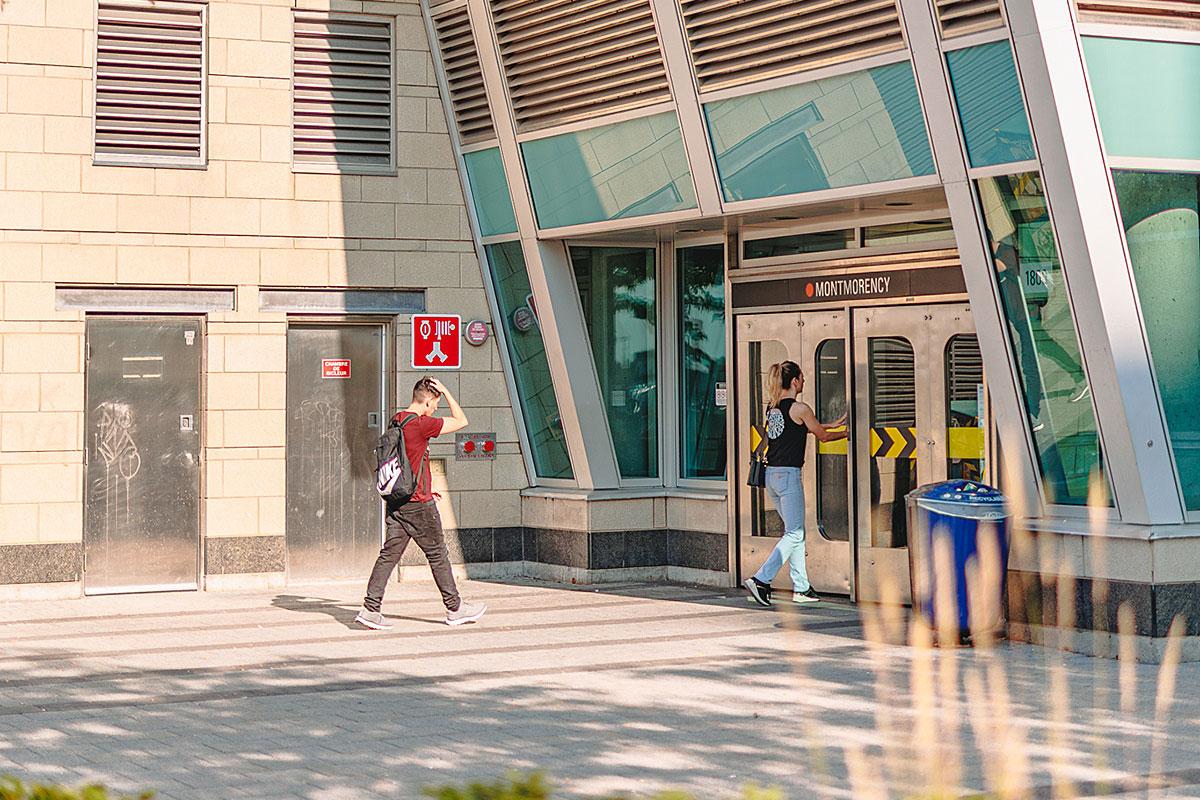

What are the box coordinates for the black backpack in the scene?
[374,413,422,504]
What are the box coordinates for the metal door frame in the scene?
[284,317,392,580]
[83,314,205,594]
[797,309,853,596]
[851,303,975,605]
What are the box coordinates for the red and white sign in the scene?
[411,314,461,370]
[322,359,351,379]
[464,319,489,346]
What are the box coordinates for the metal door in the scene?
[84,317,202,594]
[851,303,976,604]
[736,311,853,593]
[798,310,852,595]
[285,323,386,581]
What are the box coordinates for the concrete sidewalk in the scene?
[0,579,1198,799]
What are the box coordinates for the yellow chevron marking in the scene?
[749,426,762,454]
[949,427,985,460]
[871,427,916,459]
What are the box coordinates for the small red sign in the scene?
[322,359,351,379]
[411,314,461,370]
[464,319,489,346]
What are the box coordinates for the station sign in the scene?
[411,314,461,370]
[731,265,967,310]
[322,359,351,379]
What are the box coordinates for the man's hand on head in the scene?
[427,377,448,396]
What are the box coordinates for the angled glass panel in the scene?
[704,61,935,203]
[977,172,1108,506]
[678,244,726,480]
[743,229,853,260]
[522,113,697,229]
[1083,37,1200,161]
[1112,170,1200,510]
[463,148,518,237]
[484,241,573,480]
[570,245,658,479]
[947,42,1036,168]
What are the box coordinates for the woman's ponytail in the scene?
[767,360,801,409]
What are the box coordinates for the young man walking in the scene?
[355,377,487,629]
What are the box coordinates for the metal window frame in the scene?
[92,0,208,169]
[422,5,568,489]
[1077,30,1200,520]
[978,80,1120,518]
[290,10,398,176]
[672,234,731,490]
[565,238,666,488]
[1077,22,1200,45]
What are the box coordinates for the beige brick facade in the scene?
[0,0,527,583]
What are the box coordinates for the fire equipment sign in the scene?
[455,432,496,460]
[411,314,461,370]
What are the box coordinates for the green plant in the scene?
[424,773,783,800]
[0,777,153,800]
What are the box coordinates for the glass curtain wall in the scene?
[1112,171,1200,510]
[976,172,1107,505]
[570,246,659,479]
[485,242,573,480]
[678,244,726,479]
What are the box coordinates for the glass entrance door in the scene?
[736,311,850,594]
[851,303,980,604]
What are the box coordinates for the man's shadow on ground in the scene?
[270,594,444,629]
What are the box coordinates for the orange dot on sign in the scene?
[463,440,475,453]
[483,440,495,453]
[805,282,814,298]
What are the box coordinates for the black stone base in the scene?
[0,529,729,587]
[1008,569,1200,638]
[399,527,728,573]
[0,543,81,584]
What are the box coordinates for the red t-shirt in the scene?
[396,413,443,503]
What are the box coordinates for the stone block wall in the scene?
[0,0,526,592]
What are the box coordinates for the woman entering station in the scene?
[744,360,849,606]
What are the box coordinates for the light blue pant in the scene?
[754,466,810,592]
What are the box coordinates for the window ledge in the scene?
[522,487,727,502]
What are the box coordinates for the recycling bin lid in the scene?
[906,479,1010,520]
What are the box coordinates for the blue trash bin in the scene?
[906,480,1010,642]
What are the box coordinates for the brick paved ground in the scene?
[1,579,1199,799]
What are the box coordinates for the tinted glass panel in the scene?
[815,339,849,542]
[704,61,934,203]
[571,246,658,479]
[522,113,697,229]
[863,219,954,247]
[678,244,726,479]
[1112,170,1200,509]
[463,147,518,237]
[743,229,853,260]
[1084,37,1200,161]
[946,334,986,482]
[947,42,1036,168]
[485,242,572,479]
[869,337,916,548]
[977,172,1108,505]
[750,339,786,537]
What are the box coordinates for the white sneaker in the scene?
[792,588,820,604]
[446,600,487,626]
[354,608,393,630]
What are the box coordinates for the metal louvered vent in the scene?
[935,0,1005,38]
[680,0,906,93]
[94,1,205,165]
[293,13,394,172]
[870,337,916,427]
[488,0,671,133]
[432,7,495,144]
[947,335,983,402]
[1076,0,1200,28]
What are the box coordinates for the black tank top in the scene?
[765,398,808,468]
